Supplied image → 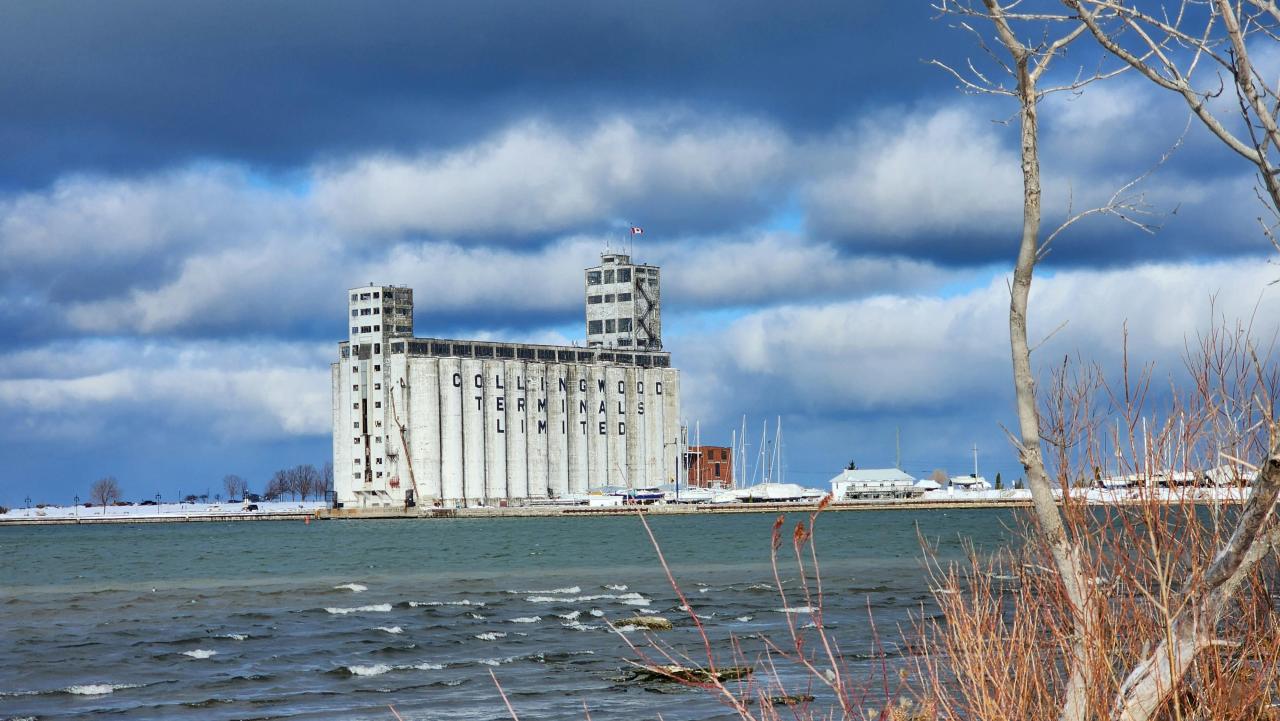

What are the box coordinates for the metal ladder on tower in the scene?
[632,275,661,349]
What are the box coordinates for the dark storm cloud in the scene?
[0,0,954,188]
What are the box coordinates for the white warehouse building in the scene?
[331,254,682,508]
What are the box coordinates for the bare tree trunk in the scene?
[1003,45,1097,721]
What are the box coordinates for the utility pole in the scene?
[895,427,902,469]
[972,443,979,477]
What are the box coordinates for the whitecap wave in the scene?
[409,599,485,607]
[474,632,507,641]
[325,604,392,614]
[556,610,581,620]
[182,649,217,659]
[66,684,139,695]
[467,612,486,620]
[508,586,580,595]
[218,633,248,641]
[561,620,599,631]
[605,584,628,591]
[735,615,754,623]
[773,606,814,614]
[508,616,540,624]
[410,662,443,670]
[375,626,403,635]
[589,609,605,617]
[334,583,368,593]
[346,663,393,677]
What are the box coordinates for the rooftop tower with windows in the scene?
[584,253,661,349]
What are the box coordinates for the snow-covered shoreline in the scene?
[0,500,326,524]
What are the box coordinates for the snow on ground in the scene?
[915,487,1251,504]
[0,500,325,521]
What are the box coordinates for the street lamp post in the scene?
[74,495,79,519]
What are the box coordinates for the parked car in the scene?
[244,504,259,512]
[139,500,157,506]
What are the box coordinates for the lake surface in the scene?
[0,509,1020,720]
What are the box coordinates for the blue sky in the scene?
[1,1,1278,505]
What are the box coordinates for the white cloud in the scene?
[0,166,304,274]
[0,340,332,441]
[676,258,1280,427]
[804,106,1023,240]
[312,117,791,237]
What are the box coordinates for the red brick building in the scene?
[684,445,733,488]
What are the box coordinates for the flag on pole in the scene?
[630,226,643,235]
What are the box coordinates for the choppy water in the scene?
[0,509,1017,720]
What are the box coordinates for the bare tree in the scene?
[932,3,1280,720]
[265,469,287,501]
[320,460,333,501]
[932,2,1153,718]
[222,473,246,500]
[1038,3,1280,717]
[89,476,122,513]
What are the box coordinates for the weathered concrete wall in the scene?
[336,352,680,507]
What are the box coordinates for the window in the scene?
[648,278,659,287]
[360,293,371,300]
[373,308,380,315]
[374,383,381,390]
[375,420,382,427]
[588,295,602,304]
[604,269,615,283]
[619,292,632,301]
[373,344,380,355]
[588,320,603,334]
[376,457,382,464]
[354,422,361,429]
[636,339,647,346]
[374,401,382,408]
[714,463,721,477]
[537,349,556,360]
[354,458,361,465]
[352,385,359,391]
[352,326,359,334]
[385,291,395,300]
[373,292,380,299]
[517,347,535,359]
[604,294,615,302]
[617,338,631,346]
[352,366,358,373]
[618,268,631,282]
[605,319,616,333]
[360,308,371,316]
[351,293,358,301]
[373,325,380,332]
[361,326,371,333]
[376,471,383,478]
[374,364,381,371]
[351,310,359,317]
[396,325,410,332]
[375,436,381,443]
[587,271,602,285]
[617,318,632,332]
[354,437,360,443]
[496,346,514,358]
[398,308,410,316]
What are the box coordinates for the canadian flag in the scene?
[630,226,643,235]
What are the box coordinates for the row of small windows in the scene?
[350,306,409,315]
[587,292,633,304]
[351,290,402,301]
[587,318,633,334]
[352,325,381,333]
[380,341,669,367]
[587,268,650,285]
